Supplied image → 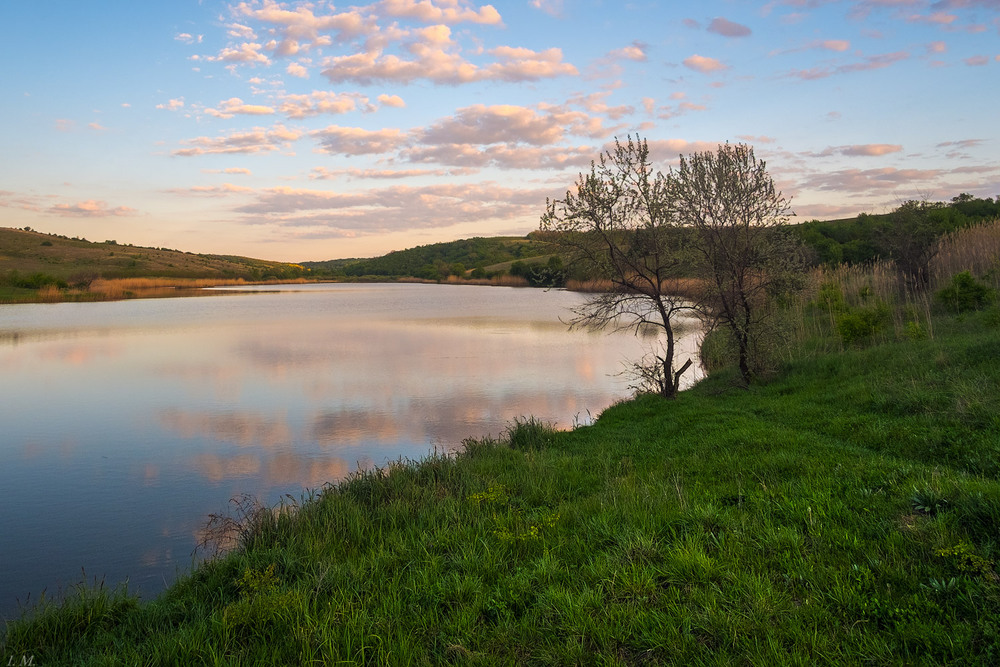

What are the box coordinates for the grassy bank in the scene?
[3,306,1000,664]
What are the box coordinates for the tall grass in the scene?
[781,219,999,357]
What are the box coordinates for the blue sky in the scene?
[1,0,997,261]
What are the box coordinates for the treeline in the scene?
[303,236,555,280]
[795,193,1000,266]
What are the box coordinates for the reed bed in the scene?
[931,218,1000,289]
[782,220,1000,358]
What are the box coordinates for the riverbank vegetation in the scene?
[4,215,1000,664]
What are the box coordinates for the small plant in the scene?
[910,487,949,516]
[936,271,995,314]
[935,542,995,578]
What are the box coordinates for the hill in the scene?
[0,227,309,300]
[303,235,557,280]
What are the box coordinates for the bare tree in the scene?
[540,137,697,398]
[671,143,802,385]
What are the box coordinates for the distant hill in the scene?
[0,227,308,283]
[302,235,557,280]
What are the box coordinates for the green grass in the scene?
[4,313,1000,664]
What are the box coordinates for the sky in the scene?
[1,1,998,262]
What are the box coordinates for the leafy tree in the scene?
[875,200,943,292]
[541,137,696,398]
[671,143,803,385]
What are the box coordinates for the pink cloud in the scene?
[787,50,909,79]
[964,55,989,66]
[707,17,752,37]
[321,43,576,85]
[279,91,373,118]
[233,182,558,235]
[205,42,271,66]
[737,135,778,144]
[173,125,301,156]
[380,0,503,25]
[400,143,596,170]
[311,125,408,155]
[378,94,406,108]
[814,144,903,157]
[49,200,136,217]
[606,41,649,62]
[156,98,185,111]
[310,167,478,180]
[418,104,610,147]
[206,97,276,118]
[682,54,728,73]
[927,41,947,53]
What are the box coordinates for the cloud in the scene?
[607,41,648,62]
[400,143,596,169]
[279,91,373,118]
[657,101,707,120]
[380,0,502,25]
[321,39,576,85]
[156,98,185,111]
[707,17,752,37]
[529,0,563,17]
[566,91,634,120]
[683,54,728,73]
[54,119,75,131]
[203,167,254,175]
[311,125,408,155]
[927,41,947,53]
[173,125,301,156]
[234,181,557,235]
[378,94,406,108]
[787,50,909,79]
[88,122,107,131]
[178,183,256,196]
[286,62,309,77]
[798,167,944,193]
[964,55,989,66]
[233,2,373,56]
[202,42,271,66]
[205,97,276,118]
[174,33,203,44]
[310,166,477,180]
[418,103,610,147]
[737,135,778,144]
[49,200,136,217]
[814,143,904,157]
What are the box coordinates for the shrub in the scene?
[837,302,890,346]
[936,271,995,314]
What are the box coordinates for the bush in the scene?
[936,271,995,314]
[837,302,890,346]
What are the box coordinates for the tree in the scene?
[875,200,940,293]
[671,143,802,385]
[540,137,697,398]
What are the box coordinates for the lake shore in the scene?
[4,307,999,663]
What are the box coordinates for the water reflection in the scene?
[0,283,701,620]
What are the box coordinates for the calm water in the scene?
[0,283,701,620]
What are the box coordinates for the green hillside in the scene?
[303,235,556,279]
[0,227,308,286]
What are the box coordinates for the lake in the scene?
[0,282,702,621]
